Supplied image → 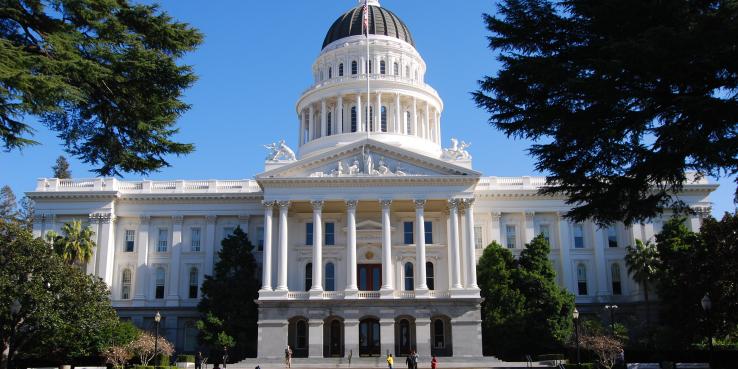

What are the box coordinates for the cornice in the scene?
[25,191,119,200]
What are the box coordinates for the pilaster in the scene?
[167,215,183,306]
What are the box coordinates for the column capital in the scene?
[139,215,151,223]
[206,215,217,223]
[172,215,184,224]
[524,211,536,218]
[379,199,392,209]
[262,200,276,208]
[345,200,358,210]
[462,198,475,207]
[277,201,291,210]
[310,200,325,211]
[447,198,462,210]
[490,211,501,220]
[414,199,426,209]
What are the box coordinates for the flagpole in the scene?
[365,0,371,140]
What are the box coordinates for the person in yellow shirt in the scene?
[386,353,394,369]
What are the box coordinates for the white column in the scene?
[356,94,363,133]
[337,95,344,134]
[204,215,216,276]
[412,97,418,136]
[376,92,382,132]
[86,215,101,275]
[310,200,324,296]
[593,223,609,297]
[380,200,394,295]
[435,111,441,143]
[464,199,479,289]
[320,99,327,137]
[414,200,428,292]
[308,104,314,141]
[395,93,401,134]
[167,215,183,304]
[133,215,150,303]
[275,201,290,292]
[448,199,462,290]
[261,201,274,291]
[345,200,359,294]
[523,211,535,244]
[557,213,573,292]
[299,111,305,146]
[424,101,430,139]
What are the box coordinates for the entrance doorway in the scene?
[395,317,416,356]
[324,318,344,357]
[359,318,381,357]
[358,264,382,291]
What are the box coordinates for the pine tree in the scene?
[52,156,72,179]
[197,226,260,360]
[0,185,17,221]
[1,0,203,176]
[17,196,34,230]
[474,0,738,225]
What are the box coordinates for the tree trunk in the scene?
[2,340,10,369]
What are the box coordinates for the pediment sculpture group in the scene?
[311,151,409,178]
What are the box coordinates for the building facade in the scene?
[28,0,716,360]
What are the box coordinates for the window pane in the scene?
[325,222,335,245]
[158,229,168,252]
[424,221,433,244]
[474,226,483,249]
[257,226,264,251]
[191,228,201,252]
[325,263,335,291]
[125,230,135,252]
[404,221,414,244]
[426,262,434,290]
[305,263,312,291]
[306,222,313,246]
[404,263,414,291]
[506,225,516,249]
[539,224,550,245]
[607,226,618,247]
[574,224,584,248]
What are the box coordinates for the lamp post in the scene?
[701,294,712,369]
[573,307,581,369]
[605,305,619,337]
[154,311,161,361]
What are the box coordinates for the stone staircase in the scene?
[232,356,555,369]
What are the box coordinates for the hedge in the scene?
[177,355,196,363]
[563,363,594,369]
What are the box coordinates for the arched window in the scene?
[325,262,335,291]
[426,262,435,290]
[433,319,445,349]
[405,111,412,134]
[121,269,132,300]
[189,267,199,299]
[155,267,165,299]
[367,106,374,132]
[380,106,387,132]
[305,263,313,291]
[327,111,332,136]
[351,61,358,75]
[576,264,588,296]
[611,263,622,295]
[339,63,344,76]
[368,60,373,74]
[296,320,307,349]
[394,62,399,76]
[351,106,357,132]
[404,262,414,291]
[328,67,332,79]
[380,60,386,74]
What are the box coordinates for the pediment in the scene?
[257,139,480,180]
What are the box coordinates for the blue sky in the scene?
[1,0,735,217]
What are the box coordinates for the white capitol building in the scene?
[28,0,716,361]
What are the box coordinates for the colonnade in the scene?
[259,199,479,296]
[298,92,441,146]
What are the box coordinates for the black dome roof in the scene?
[322,5,415,49]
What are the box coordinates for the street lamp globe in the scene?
[155,311,161,322]
[701,294,712,312]
[573,307,580,320]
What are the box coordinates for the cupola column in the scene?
[356,93,363,132]
[337,95,343,134]
[394,93,401,134]
[436,111,441,143]
[376,92,382,132]
[321,99,327,137]
[412,97,418,137]
[425,101,430,140]
[308,105,314,141]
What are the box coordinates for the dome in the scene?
[322,4,415,50]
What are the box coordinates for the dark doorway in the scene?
[397,318,414,356]
[327,319,343,357]
[358,264,382,291]
[359,318,381,357]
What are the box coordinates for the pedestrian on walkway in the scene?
[284,345,293,368]
[405,351,413,369]
[387,353,394,369]
[412,350,419,369]
[195,352,203,369]
[431,355,438,369]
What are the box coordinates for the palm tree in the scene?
[624,239,659,331]
[46,220,96,265]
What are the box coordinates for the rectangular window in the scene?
[257,226,264,251]
[155,285,165,299]
[578,280,588,295]
[506,225,517,249]
[157,228,168,252]
[573,224,585,248]
[474,226,483,249]
[125,230,135,252]
[539,224,551,245]
[612,280,622,295]
[403,221,414,245]
[306,222,313,246]
[325,222,335,245]
[607,226,618,248]
[424,221,433,244]
[191,227,201,252]
[122,286,130,300]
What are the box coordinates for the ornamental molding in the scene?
[88,213,114,224]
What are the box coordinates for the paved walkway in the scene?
[231,357,556,369]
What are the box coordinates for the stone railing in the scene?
[300,73,440,99]
[274,290,458,300]
[34,178,262,194]
[475,176,548,191]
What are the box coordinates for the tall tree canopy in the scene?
[0,186,17,220]
[197,227,260,360]
[1,0,203,175]
[478,237,574,358]
[474,0,738,225]
[52,155,71,179]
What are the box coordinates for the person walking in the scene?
[431,355,438,369]
[405,351,413,369]
[412,350,419,369]
[284,345,293,368]
[386,353,394,369]
[195,352,203,369]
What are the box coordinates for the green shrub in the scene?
[154,366,177,369]
[563,364,594,369]
[134,366,155,369]
[177,355,195,363]
[155,354,171,366]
